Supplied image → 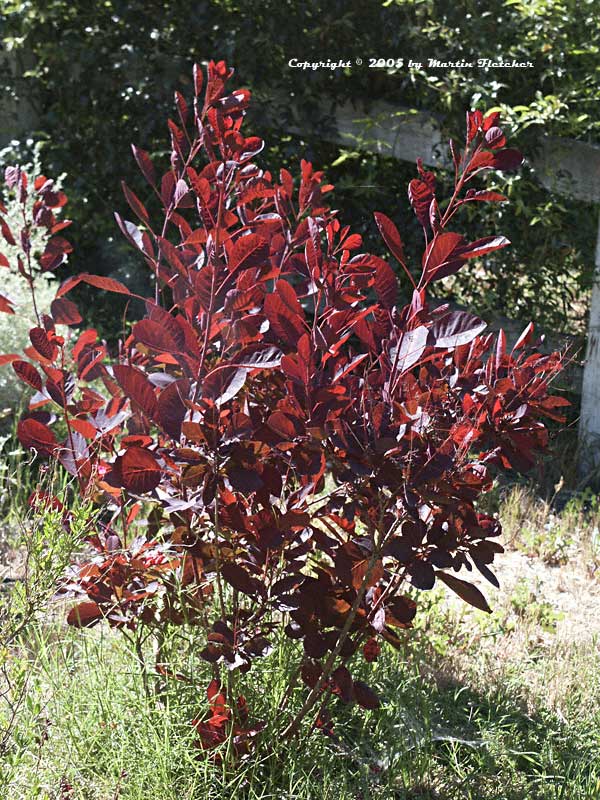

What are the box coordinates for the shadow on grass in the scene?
[347,664,600,800]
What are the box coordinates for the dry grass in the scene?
[419,483,600,721]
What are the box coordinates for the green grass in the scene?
[2,484,600,799]
[2,603,600,799]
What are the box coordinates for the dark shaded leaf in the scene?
[386,595,417,626]
[157,378,189,440]
[222,563,257,596]
[121,181,149,224]
[353,680,380,710]
[437,571,492,612]
[331,666,353,702]
[374,257,398,309]
[407,561,435,590]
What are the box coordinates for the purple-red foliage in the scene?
[0,61,567,745]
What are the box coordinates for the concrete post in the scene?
[579,211,600,477]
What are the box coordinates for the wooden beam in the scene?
[334,103,444,167]
[533,136,600,204]
[330,101,600,202]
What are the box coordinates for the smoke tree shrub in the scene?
[0,147,63,409]
[0,62,567,751]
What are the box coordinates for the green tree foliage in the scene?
[1,0,598,336]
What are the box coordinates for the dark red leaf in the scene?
[353,680,380,710]
[342,233,362,251]
[175,90,189,124]
[229,234,269,271]
[29,327,54,360]
[275,280,303,317]
[464,190,508,204]
[437,571,492,613]
[69,418,98,439]
[56,273,132,299]
[513,322,534,351]
[156,378,189,440]
[193,63,204,96]
[120,447,162,493]
[0,294,15,315]
[421,232,465,285]
[491,148,523,171]
[17,418,58,454]
[374,211,405,264]
[374,257,398,309]
[131,145,156,187]
[0,219,15,246]
[113,364,158,419]
[304,633,328,659]
[267,410,302,440]
[121,181,149,224]
[300,660,322,688]
[407,561,435,590]
[467,148,522,175]
[466,110,483,143]
[362,637,380,662]
[12,360,42,390]
[78,273,132,295]
[202,365,248,406]
[431,311,487,348]
[147,304,186,350]
[133,319,180,353]
[386,595,417,626]
[331,666,353,702]
[51,297,82,326]
[221,563,257,596]
[227,466,263,493]
[264,283,305,345]
[67,601,103,628]
[408,179,433,228]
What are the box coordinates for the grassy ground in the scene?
[2,483,600,799]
